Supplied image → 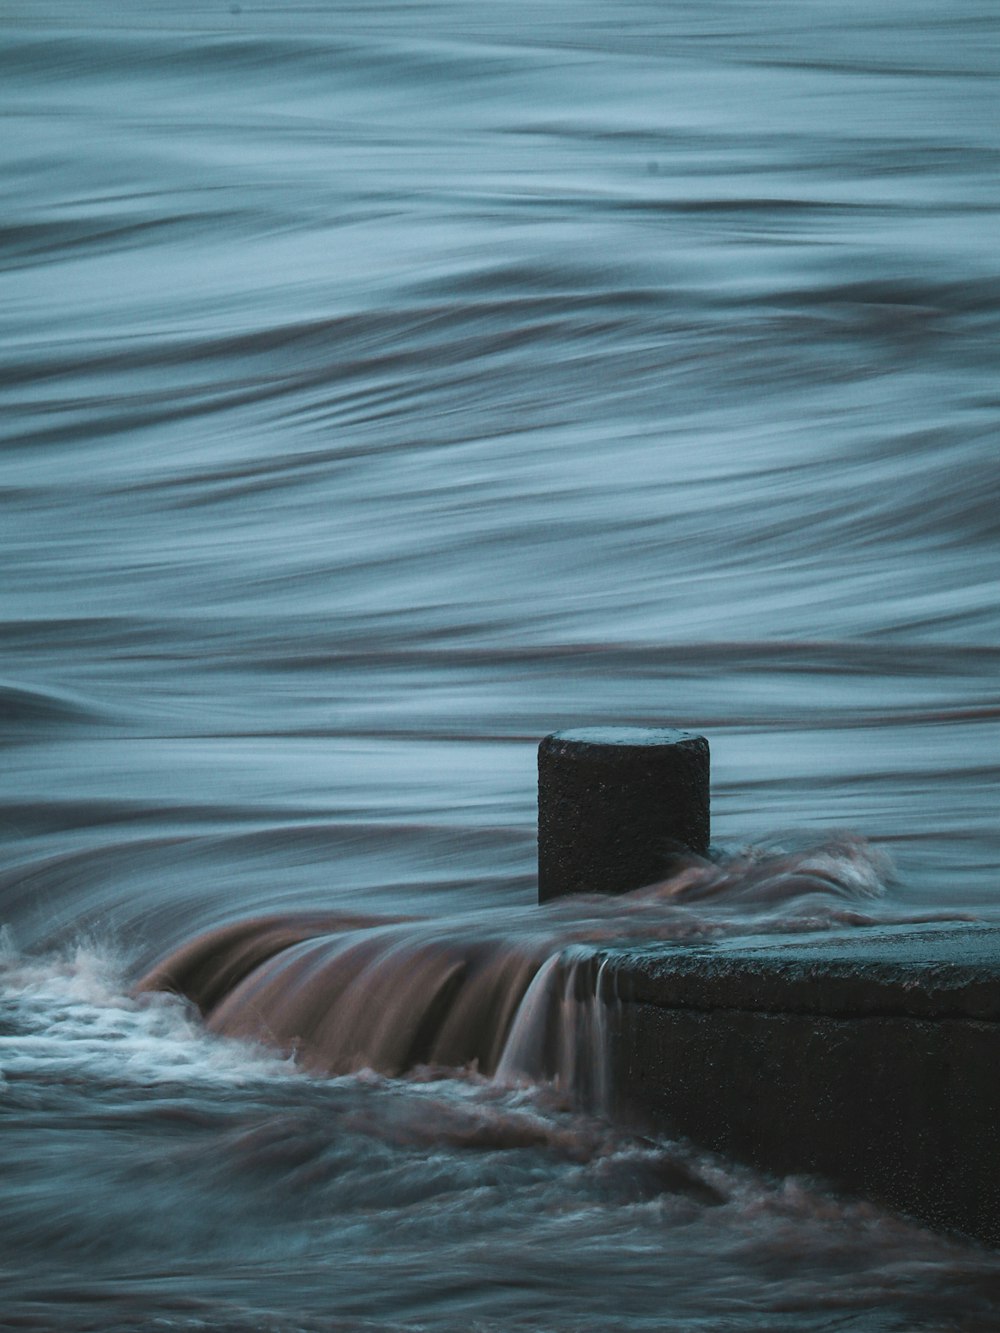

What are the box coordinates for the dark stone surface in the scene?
[607,924,1000,1021]
[599,922,1000,1247]
[537,728,710,904]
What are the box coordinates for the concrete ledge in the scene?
[599,923,1000,1247]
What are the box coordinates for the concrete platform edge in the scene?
[598,923,1000,1247]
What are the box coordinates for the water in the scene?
[3,0,1000,1327]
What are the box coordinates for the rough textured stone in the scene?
[537,728,710,904]
[599,923,1000,1247]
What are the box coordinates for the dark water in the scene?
[4,1,1000,1328]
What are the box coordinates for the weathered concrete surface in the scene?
[601,923,1000,1247]
[537,728,710,903]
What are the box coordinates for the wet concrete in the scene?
[538,729,710,903]
[602,923,1000,1247]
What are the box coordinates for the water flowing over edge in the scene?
[133,837,973,1096]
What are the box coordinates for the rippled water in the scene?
[3,0,1000,1327]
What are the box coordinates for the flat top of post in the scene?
[544,727,701,747]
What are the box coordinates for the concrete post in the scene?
[537,727,710,904]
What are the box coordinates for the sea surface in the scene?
[3,1,1000,1328]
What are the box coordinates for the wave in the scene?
[136,838,968,1092]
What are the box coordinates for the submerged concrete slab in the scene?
[600,923,1000,1247]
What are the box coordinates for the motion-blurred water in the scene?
[3,1,1000,1327]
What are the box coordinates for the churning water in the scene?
[3,0,1000,1328]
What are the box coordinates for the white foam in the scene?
[0,937,296,1088]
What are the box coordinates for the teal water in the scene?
[3,1,1000,1327]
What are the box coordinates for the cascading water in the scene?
[493,949,618,1110]
[135,838,964,1110]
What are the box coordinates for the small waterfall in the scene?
[495,948,619,1112]
[134,837,913,1112]
[493,952,564,1086]
[137,915,620,1110]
